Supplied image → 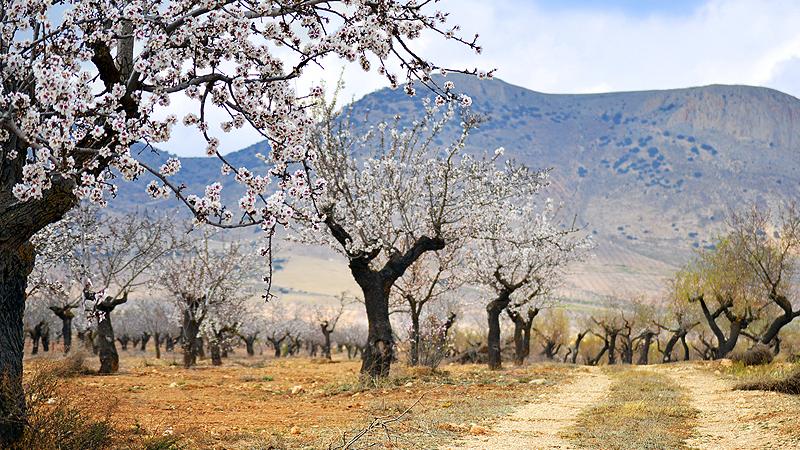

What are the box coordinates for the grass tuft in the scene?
[730,345,774,366]
[565,369,697,450]
[735,370,800,395]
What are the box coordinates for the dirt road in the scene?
[446,366,612,450]
[662,364,800,450]
[446,363,800,450]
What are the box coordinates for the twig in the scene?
[330,394,425,450]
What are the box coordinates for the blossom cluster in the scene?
[1,0,487,294]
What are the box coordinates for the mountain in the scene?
[115,76,800,304]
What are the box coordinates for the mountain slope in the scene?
[116,76,800,301]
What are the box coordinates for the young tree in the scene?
[315,293,351,360]
[29,205,102,354]
[299,98,541,377]
[236,308,266,357]
[564,329,589,364]
[0,1,482,441]
[656,280,700,363]
[263,301,294,358]
[533,308,570,361]
[79,210,184,373]
[391,246,465,366]
[337,323,368,360]
[22,295,54,355]
[204,291,249,366]
[587,305,627,366]
[131,297,179,359]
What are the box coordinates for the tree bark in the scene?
[321,326,333,360]
[96,315,119,374]
[0,243,34,444]
[210,339,222,366]
[28,327,40,356]
[636,332,655,365]
[182,310,200,368]
[90,291,127,375]
[607,331,619,365]
[243,335,257,357]
[50,306,75,353]
[486,299,506,370]
[140,333,150,352]
[354,269,394,378]
[361,288,393,378]
[41,325,49,352]
[267,337,284,358]
[164,334,174,352]
[570,331,586,364]
[508,308,538,365]
[409,311,421,366]
[681,335,691,361]
[153,332,161,359]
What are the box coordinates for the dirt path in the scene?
[445,367,612,450]
[661,364,800,449]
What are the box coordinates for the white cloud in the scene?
[160,0,800,156]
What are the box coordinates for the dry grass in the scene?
[564,368,697,449]
[736,370,800,395]
[25,350,570,449]
[730,345,775,367]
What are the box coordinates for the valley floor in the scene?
[23,350,800,449]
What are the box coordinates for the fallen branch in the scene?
[330,395,425,449]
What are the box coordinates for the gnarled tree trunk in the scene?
[0,244,34,444]
[90,291,128,375]
[508,308,538,365]
[153,332,161,359]
[210,340,222,366]
[569,331,587,364]
[140,333,150,352]
[636,331,656,365]
[486,299,507,370]
[354,268,394,378]
[182,311,200,368]
[50,306,75,353]
[241,333,257,357]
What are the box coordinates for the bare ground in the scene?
[446,366,612,450]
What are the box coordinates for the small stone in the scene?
[469,424,489,435]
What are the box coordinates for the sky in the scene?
[160,0,800,156]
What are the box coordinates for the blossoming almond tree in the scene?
[0,0,483,439]
[468,202,590,370]
[78,211,186,374]
[159,229,254,368]
[300,98,545,377]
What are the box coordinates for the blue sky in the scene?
[533,0,703,16]
[159,0,800,156]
